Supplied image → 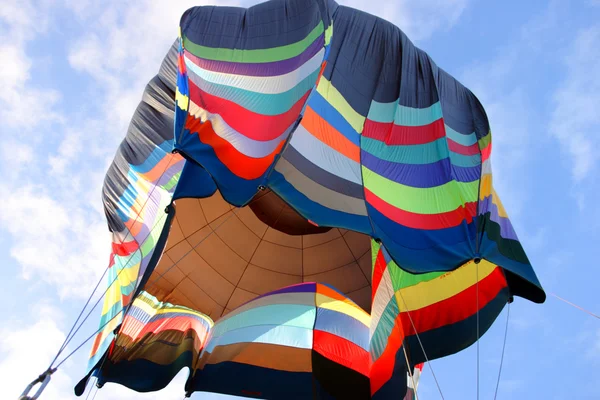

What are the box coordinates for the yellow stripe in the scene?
[479,174,492,199]
[395,260,497,312]
[478,175,509,218]
[176,89,189,111]
[491,188,508,218]
[316,294,370,327]
[134,297,214,326]
[316,77,365,133]
[93,313,122,355]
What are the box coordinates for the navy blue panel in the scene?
[173,160,217,201]
[98,351,193,393]
[404,287,509,364]
[181,0,332,50]
[372,348,408,400]
[192,361,312,399]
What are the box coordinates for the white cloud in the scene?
[0,301,73,400]
[0,183,110,299]
[550,25,600,182]
[341,0,469,41]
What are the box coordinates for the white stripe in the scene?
[189,100,292,158]
[184,48,325,95]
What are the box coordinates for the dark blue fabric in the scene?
[172,160,217,201]
[192,361,313,399]
[181,0,333,50]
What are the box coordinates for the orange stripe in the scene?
[301,106,360,163]
[370,315,406,395]
[317,284,365,312]
[139,154,182,182]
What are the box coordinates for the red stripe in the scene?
[363,118,446,145]
[447,139,480,156]
[365,188,477,230]
[481,140,492,162]
[371,249,387,302]
[313,330,370,377]
[120,315,209,341]
[370,317,406,395]
[188,78,310,141]
[111,240,139,257]
[185,115,285,180]
[178,53,186,75]
[400,267,507,336]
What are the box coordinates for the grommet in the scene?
[258,185,266,191]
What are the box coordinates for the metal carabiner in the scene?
[18,368,56,400]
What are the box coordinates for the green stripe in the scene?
[325,23,333,46]
[478,132,492,149]
[395,269,446,290]
[370,296,399,360]
[361,136,481,167]
[163,172,181,191]
[362,166,480,214]
[183,23,324,63]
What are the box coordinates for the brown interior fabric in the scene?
[143,190,372,320]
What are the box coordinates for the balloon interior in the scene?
[75,0,546,398]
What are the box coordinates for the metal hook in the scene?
[18,368,56,400]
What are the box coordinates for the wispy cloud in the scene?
[342,0,469,41]
[0,301,73,400]
[549,24,600,183]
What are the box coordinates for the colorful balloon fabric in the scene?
[77,0,546,398]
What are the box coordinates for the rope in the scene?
[475,262,480,400]
[50,202,171,369]
[50,268,108,367]
[550,292,600,320]
[493,302,510,400]
[46,155,177,369]
[402,346,419,400]
[396,289,445,400]
[49,210,170,368]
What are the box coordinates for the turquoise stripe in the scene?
[445,124,477,146]
[187,67,320,116]
[221,292,316,322]
[370,297,399,360]
[362,136,481,167]
[211,304,316,337]
[368,101,443,126]
[204,325,313,353]
[129,140,174,174]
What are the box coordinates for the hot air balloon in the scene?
[74,0,545,398]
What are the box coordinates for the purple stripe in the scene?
[156,161,184,188]
[361,151,480,188]
[480,196,518,240]
[249,282,317,304]
[183,35,324,77]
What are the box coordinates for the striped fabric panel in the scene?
[97,291,213,392]
[89,151,183,370]
[369,241,509,397]
[191,282,372,398]
[175,3,334,206]
[171,0,544,304]
[313,283,371,377]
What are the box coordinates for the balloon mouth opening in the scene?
[248,188,332,236]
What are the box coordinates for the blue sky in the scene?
[1,0,599,399]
